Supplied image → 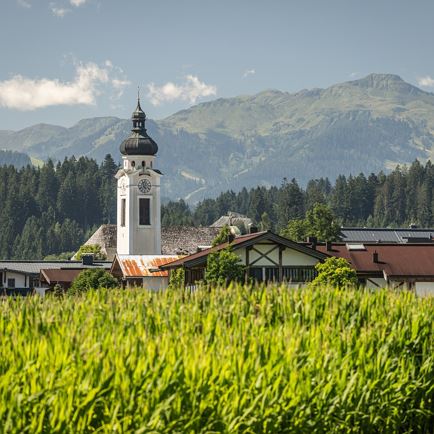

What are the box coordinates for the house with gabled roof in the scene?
[160,230,329,286]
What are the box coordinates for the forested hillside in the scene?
[0,155,117,259]
[0,157,432,259]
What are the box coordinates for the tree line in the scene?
[163,160,434,231]
[0,157,432,259]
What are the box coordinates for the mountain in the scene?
[0,150,31,168]
[1,73,434,202]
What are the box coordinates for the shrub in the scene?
[312,256,358,288]
[206,247,245,286]
[75,244,107,261]
[69,269,118,294]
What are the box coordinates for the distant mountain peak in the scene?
[347,73,422,95]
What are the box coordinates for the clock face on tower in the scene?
[138,178,152,194]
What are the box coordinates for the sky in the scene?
[1,0,434,130]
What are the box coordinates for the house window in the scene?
[7,278,15,288]
[282,267,317,283]
[248,267,263,282]
[121,198,126,227]
[139,198,151,225]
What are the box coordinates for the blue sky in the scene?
[1,0,434,130]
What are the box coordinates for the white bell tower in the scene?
[116,96,162,255]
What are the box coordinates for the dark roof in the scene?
[161,231,328,269]
[40,269,83,284]
[340,227,434,243]
[0,260,111,275]
[317,243,434,278]
[120,132,158,156]
[161,226,221,255]
[120,98,158,156]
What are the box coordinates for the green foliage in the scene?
[0,286,433,432]
[312,256,358,289]
[168,268,185,289]
[206,248,245,285]
[0,155,118,259]
[74,244,107,261]
[69,269,117,294]
[44,251,75,260]
[211,224,232,247]
[281,203,341,241]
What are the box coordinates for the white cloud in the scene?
[51,6,70,17]
[70,0,87,6]
[147,75,217,106]
[0,60,130,110]
[17,0,31,8]
[243,69,256,78]
[349,72,360,78]
[417,76,434,88]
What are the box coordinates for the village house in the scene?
[160,230,329,286]
[0,255,111,295]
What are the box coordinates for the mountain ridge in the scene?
[1,73,433,202]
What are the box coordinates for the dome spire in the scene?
[119,93,158,156]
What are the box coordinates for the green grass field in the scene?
[0,286,433,433]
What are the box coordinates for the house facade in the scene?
[161,231,329,286]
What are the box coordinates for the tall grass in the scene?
[0,285,433,433]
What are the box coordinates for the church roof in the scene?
[120,97,158,156]
[119,132,158,156]
[79,224,222,260]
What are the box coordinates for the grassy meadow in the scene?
[0,286,433,433]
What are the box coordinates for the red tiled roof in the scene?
[317,243,434,277]
[114,255,184,277]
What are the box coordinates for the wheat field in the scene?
[0,286,433,433]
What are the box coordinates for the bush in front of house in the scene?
[206,247,245,286]
[69,269,118,294]
[312,256,358,289]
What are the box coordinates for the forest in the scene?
[0,155,117,260]
[0,157,433,259]
[163,159,434,231]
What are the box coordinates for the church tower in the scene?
[116,95,161,255]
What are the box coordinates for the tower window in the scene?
[121,198,126,227]
[139,198,151,225]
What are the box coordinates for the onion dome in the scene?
[120,95,158,156]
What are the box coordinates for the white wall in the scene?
[415,282,434,297]
[126,276,168,291]
[1,271,27,288]
[365,278,387,290]
[235,244,320,267]
[117,155,161,256]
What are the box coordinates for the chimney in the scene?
[307,236,317,249]
[326,241,333,252]
[373,251,379,263]
[249,225,258,234]
[82,254,94,266]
